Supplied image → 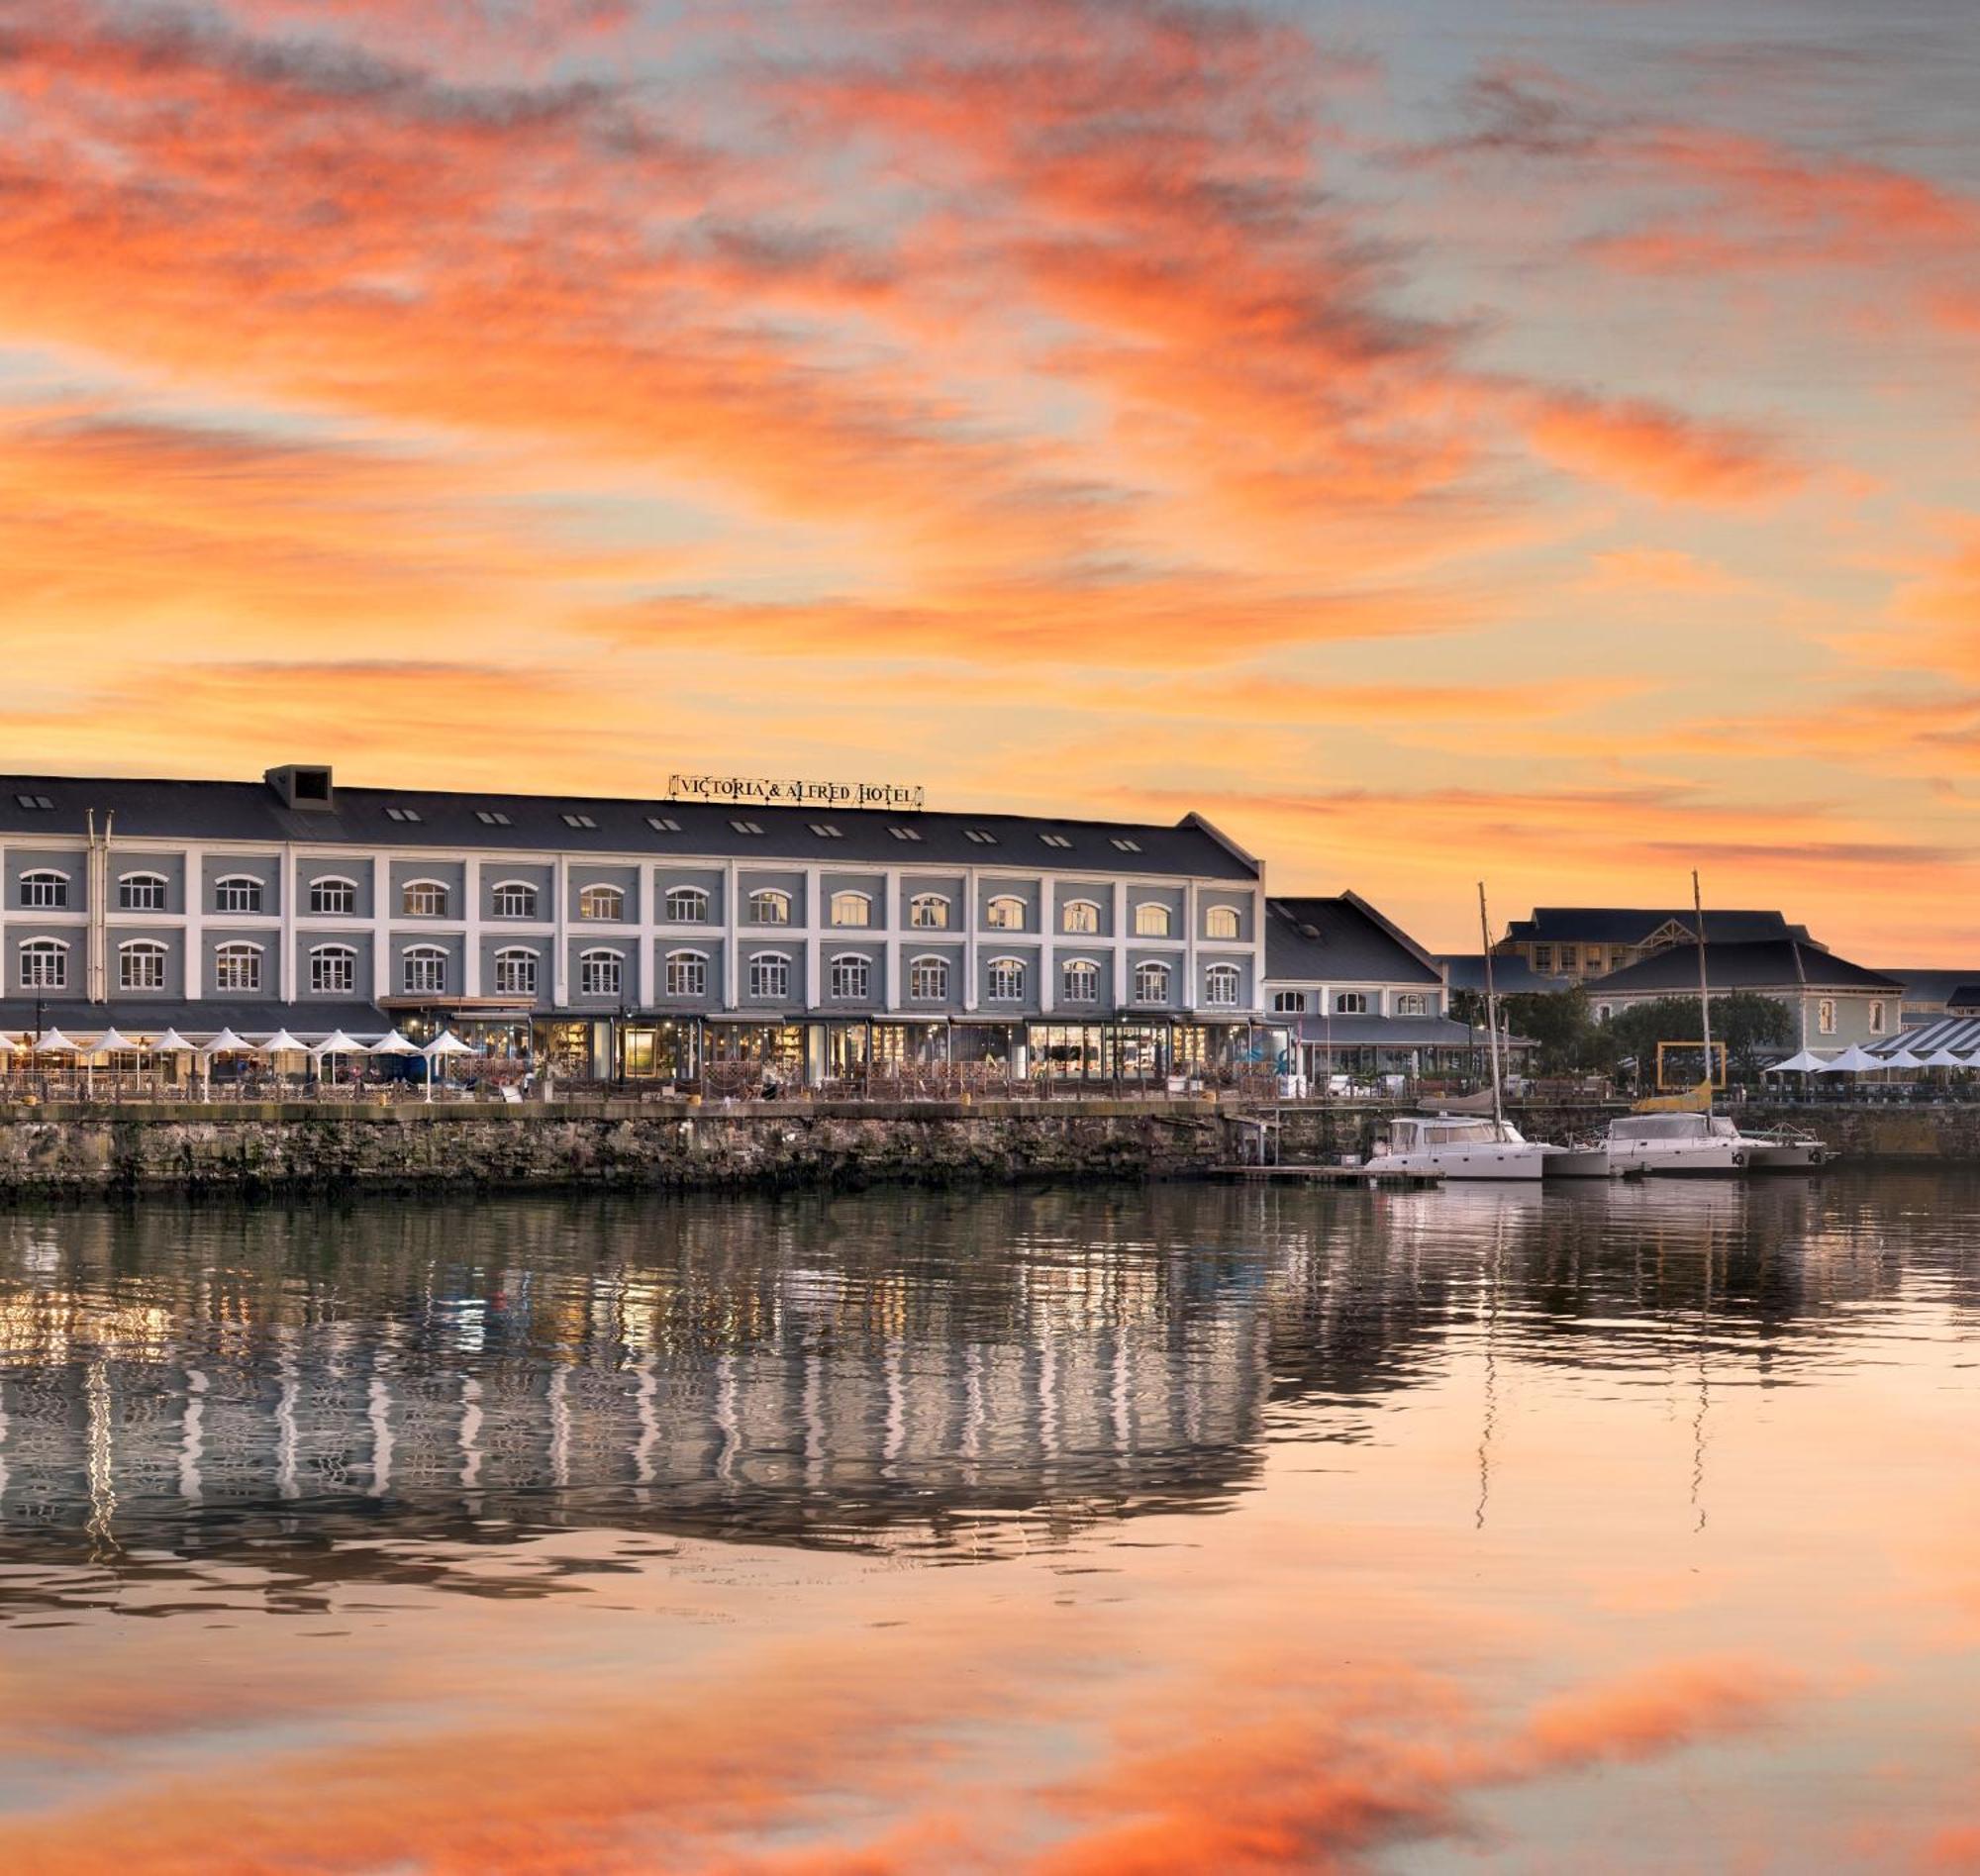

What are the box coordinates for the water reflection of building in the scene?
[0,1196,1272,1562]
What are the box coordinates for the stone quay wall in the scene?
[2,1097,1975,1199]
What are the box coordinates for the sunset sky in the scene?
[3,0,1978,957]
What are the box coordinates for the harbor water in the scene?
[0,1175,1974,1871]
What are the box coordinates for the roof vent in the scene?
[265,764,335,811]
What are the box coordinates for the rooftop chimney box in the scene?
[265,764,335,811]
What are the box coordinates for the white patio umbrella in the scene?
[82,1027,142,1099]
[260,1029,308,1053]
[420,1029,480,1102]
[1876,1045,1926,1071]
[367,1030,421,1054]
[34,1028,79,1053]
[198,1027,262,1098]
[149,1028,197,1096]
[1924,1045,1973,1069]
[1817,1044,1884,1074]
[310,1029,370,1088]
[1766,1049,1828,1074]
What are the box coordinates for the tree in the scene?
[1600,993,1793,1086]
[1448,986,1598,1076]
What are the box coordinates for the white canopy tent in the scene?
[309,1030,370,1087]
[1923,1045,1973,1069]
[1876,1046,1927,1071]
[367,1031,420,1055]
[420,1030,480,1101]
[260,1030,308,1054]
[198,1028,262,1098]
[1816,1044,1884,1074]
[1766,1049,1829,1074]
[34,1029,79,1054]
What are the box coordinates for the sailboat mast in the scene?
[1478,882,1505,1131]
[1693,869,1714,1113]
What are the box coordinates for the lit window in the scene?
[1559,945,1578,971]
[1134,903,1171,938]
[1205,963,1240,1008]
[401,880,447,918]
[890,827,922,842]
[579,884,625,922]
[748,953,790,1000]
[492,881,537,919]
[119,873,166,912]
[1205,905,1240,939]
[215,942,261,993]
[494,949,537,997]
[1111,838,1141,853]
[476,810,512,827]
[402,946,446,995]
[1819,999,1837,1036]
[119,941,167,991]
[20,938,66,989]
[310,877,356,916]
[986,895,1025,931]
[665,951,707,998]
[909,893,949,929]
[1397,993,1427,1017]
[1061,959,1099,1003]
[1533,945,1554,972]
[987,957,1026,1002]
[580,949,623,997]
[1271,990,1306,1014]
[646,815,682,833]
[830,955,869,1000]
[562,813,598,831]
[909,956,948,1000]
[1136,962,1170,1004]
[830,891,871,928]
[1061,899,1099,935]
[665,886,709,923]
[309,945,355,995]
[747,888,791,926]
[215,875,263,915]
[1336,991,1367,1014]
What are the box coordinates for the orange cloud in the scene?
[1524,393,1809,507]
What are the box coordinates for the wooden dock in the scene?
[1212,1163,1444,1188]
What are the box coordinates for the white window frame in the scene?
[1205,905,1241,940]
[1134,902,1172,938]
[214,873,264,915]
[1061,899,1101,936]
[748,952,791,1001]
[402,945,447,995]
[20,938,67,989]
[665,949,708,998]
[664,886,710,924]
[578,883,626,923]
[309,944,357,995]
[308,875,358,917]
[1818,998,1837,1036]
[1135,961,1171,1004]
[215,941,263,993]
[829,953,870,1001]
[908,892,950,930]
[579,947,624,997]
[985,895,1026,932]
[908,954,949,1001]
[987,956,1026,1002]
[1335,990,1368,1015]
[493,947,538,998]
[1271,990,1307,1015]
[119,939,168,991]
[118,871,168,913]
[1060,957,1101,1003]
[1205,963,1241,1009]
[1397,993,1427,1018]
[830,891,873,929]
[1868,1000,1886,1036]
[747,888,792,926]
[491,880,538,920]
[401,878,448,919]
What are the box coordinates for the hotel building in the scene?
[0,765,1267,1086]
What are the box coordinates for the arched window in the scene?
[1061,899,1100,935]
[1060,958,1100,1003]
[19,938,67,989]
[1335,991,1367,1015]
[309,944,356,995]
[829,954,870,1000]
[491,880,538,920]
[119,872,167,912]
[747,888,792,926]
[1271,990,1307,1014]
[215,941,262,993]
[308,876,356,916]
[493,947,538,997]
[1135,960,1170,1004]
[1596,1003,1613,1024]
[748,952,791,1001]
[908,955,948,1001]
[215,874,263,915]
[1134,902,1171,938]
[986,895,1025,931]
[1397,993,1427,1018]
[830,891,872,929]
[1818,999,1837,1036]
[908,892,949,930]
[579,948,624,997]
[664,886,709,924]
[987,956,1025,1002]
[119,940,167,991]
[401,879,447,918]
[579,884,625,922]
[1869,1000,1887,1036]
[1205,905,1241,939]
[402,945,446,994]
[20,869,68,910]
[665,949,707,998]
[1205,963,1240,1008]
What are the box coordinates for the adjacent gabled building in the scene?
[1496,908,1821,984]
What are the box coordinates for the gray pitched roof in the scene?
[1587,939,1897,996]
[1878,968,1980,1006]
[1436,953,1570,994]
[1504,907,1818,946]
[1266,896,1440,985]
[0,773,1258,879]
[1291,1013,1521,1048]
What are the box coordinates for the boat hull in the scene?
[1370,1147,1549,1182]
[1609,1140,1750,1175]
[1542,1146,1619,1179]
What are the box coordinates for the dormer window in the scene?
[385,806,422,824]
[476,810,513,827]
[1111,838,1141,853]
[963,829,999,845]
[647,815,682,833]
[890,827,922,842]
[14,793,53,811]
[731,820,764,835]
[810,824,842,839]
[1040,834,1072,849]
[561,812,598,830]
